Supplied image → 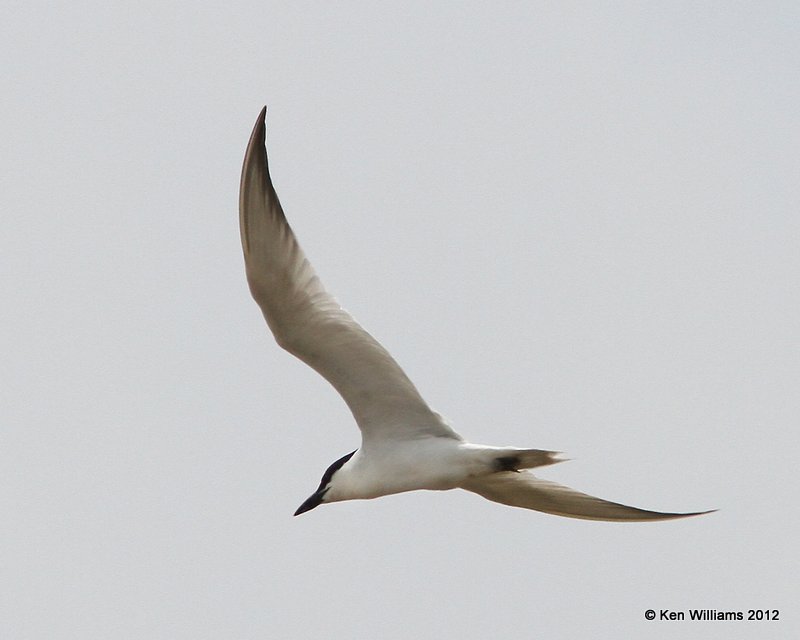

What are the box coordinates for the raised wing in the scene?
[461,471,715,521]
[239,107,459,443]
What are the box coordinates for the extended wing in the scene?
[239,107,458,443]
[461,471,715,521]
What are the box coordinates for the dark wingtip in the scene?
[656,508,718,521]
[242,107,267,162]
[691,508,718,517]
[251,106,266,141]
[239,106,271,255]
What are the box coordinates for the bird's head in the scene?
[294,450,357,516]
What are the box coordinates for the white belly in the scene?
[333,439,493,501]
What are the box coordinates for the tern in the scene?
[239,107,713,521]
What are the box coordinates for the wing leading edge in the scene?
[239,107,458,442]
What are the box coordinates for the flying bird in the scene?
[239,106,713,521]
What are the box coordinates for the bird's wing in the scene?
[460,471,714,521]
[239,107,459,443]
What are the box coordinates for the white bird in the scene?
[239,107,713,521]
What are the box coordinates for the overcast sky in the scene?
[2,2,798,638]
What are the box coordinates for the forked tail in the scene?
[493,448,567,472]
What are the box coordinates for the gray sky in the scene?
[2,2,798,638]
